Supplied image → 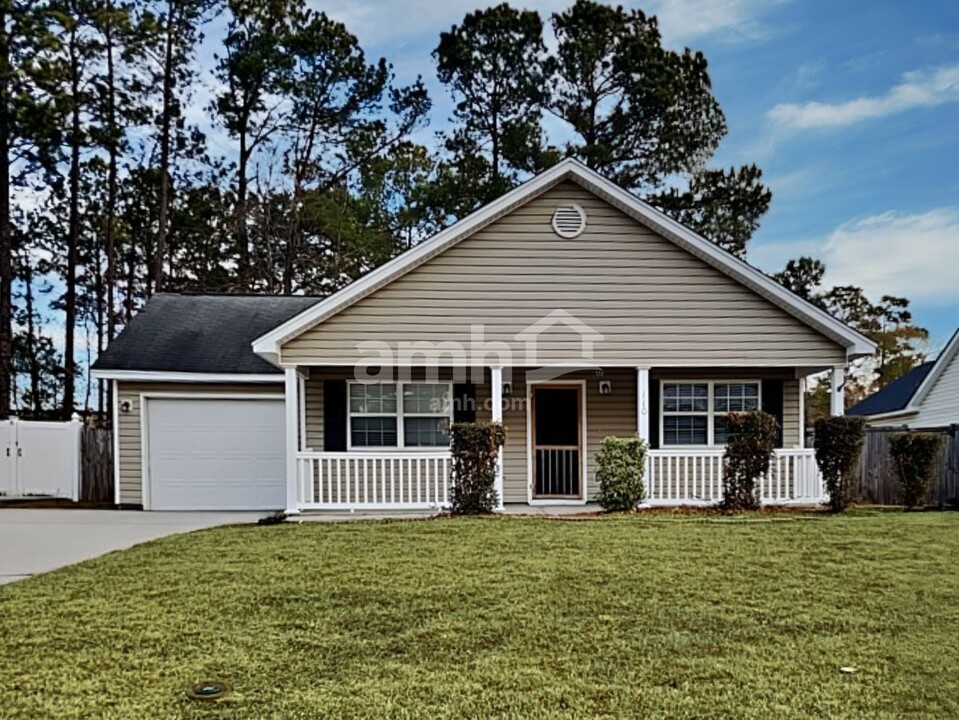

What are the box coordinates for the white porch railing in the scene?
[646,448,824,506]
[297,451,451,510]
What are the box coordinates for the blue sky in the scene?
[201,0,959,353]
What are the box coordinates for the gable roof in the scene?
[909,327,959,408]
[92,294,321,378]
[253,158,875,363]
[847,327,959,419]
[847,362,934,417]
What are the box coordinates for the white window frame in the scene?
[347,381,454,451]
[659,379,762,448]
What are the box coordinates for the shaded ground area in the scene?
[0,512,957,719]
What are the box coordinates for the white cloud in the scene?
[822,208,959,304]
[645,0,791,45]
[767,64,959,130]
[751,207,959,306]
[310,0,786,53]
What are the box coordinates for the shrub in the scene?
[449,422,506,515]
[721,411,779,511]
[814,416,866,512]
[889,432,944,509]
[595,436,647,512]
[257,511,288,525]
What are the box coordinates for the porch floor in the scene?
[293,503,599,521]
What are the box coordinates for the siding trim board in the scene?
[255,159,874,361]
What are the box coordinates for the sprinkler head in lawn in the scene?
[187,680,232,700]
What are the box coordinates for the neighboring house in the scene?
[849,328,959,428]
[92,159,874,512]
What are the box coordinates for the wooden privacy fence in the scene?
[855,425,959,507]
[81,426,114,503]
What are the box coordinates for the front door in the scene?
[531,385,583,499]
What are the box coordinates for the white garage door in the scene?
[147,398,285,511]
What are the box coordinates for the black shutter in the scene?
[648,379,660,449]
[324,380,347,451]
[453,382,476,424]
[762,379,784,448]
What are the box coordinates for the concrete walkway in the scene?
[0,509,260,585]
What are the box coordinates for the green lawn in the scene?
[1,512,958,719]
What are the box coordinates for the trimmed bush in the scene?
[889,432,944,509]
[595,436,647,512]
[814,416,866,512]
[449,421,506,515]
[721,411,779,511]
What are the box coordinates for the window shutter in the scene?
[648,380,660,449]
[762,379,784,448]
[452,382,476,424]
[324,380,347,451]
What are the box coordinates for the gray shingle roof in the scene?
[92,294,321,375]
[847,362,934,417]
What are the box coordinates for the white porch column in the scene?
[798,377,807,446]
[284,366,300,515]
[830,366,845,417]
[636,366,650,444]
[491,365,504,510]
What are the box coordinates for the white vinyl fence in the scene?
[0,419,82,501]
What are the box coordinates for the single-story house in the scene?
[849,328,959,428]
[92,159,875,512]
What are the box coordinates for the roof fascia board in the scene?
[91,370,283,383]
[860,408,919,422]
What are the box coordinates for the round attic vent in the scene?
[551,204,587,239]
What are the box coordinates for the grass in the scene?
[1,512,958,719]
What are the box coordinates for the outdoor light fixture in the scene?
[119,400,132,413]
[502,382,512,396]
[599,380,612,395]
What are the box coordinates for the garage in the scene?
[145,397,286,511]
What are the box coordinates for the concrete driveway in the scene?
[0,509,260,584]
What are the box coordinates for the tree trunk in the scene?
[22,252,40,414]
[236,133,249,290]
[0,5,12,419]
[104,9,118,341]
[154,0,176,293]
[63,22,81,420]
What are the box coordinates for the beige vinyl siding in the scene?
[912,351,959,427]
[280,181,846,367]
[115,381,283,506]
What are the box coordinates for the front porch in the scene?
[282,365,841,512]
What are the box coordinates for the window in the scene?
[348,382,451,449]
[662,383,708,445]
[661,381,761,447]
[713,383,760,444]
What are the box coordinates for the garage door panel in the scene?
[147,398,285,511]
